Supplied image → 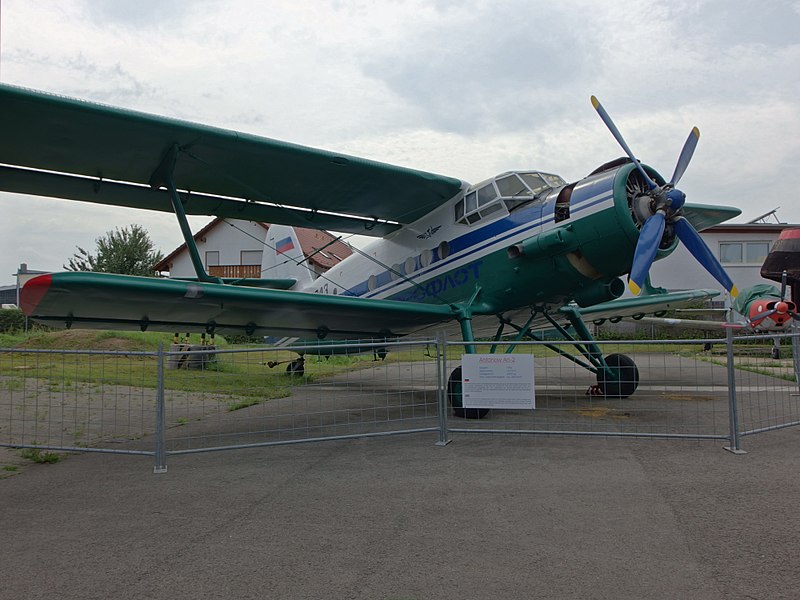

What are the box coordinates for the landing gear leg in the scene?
[549,306,640,399]
[448,308,490,419]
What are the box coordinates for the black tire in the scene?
[596,353,639,398]
[286,359,305,376]
[447,366,489,419]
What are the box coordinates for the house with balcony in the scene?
[153,218,353,280]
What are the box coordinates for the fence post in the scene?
[723,325,746,454]
[792,327,800,387]
[153,343,168,473]
[435,331,450,446]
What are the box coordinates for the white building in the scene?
[648,222,792,299]
[154,218,352,279]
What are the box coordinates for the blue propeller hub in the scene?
[666,188,686,211]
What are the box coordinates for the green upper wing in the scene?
[21,272,458,339]
[0,84,464,236]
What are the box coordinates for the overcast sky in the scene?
[1,0,799,283]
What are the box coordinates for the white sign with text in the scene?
[461,354,535,410]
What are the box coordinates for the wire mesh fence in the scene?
[162,339,443,455]
[443,338,740,440]
[1,330,799,471]
[0,348,158,456]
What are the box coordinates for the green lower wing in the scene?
[22,272,457,339]
[571,289,720,322]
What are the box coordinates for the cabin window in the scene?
[404,256,416,275]
[420,248,433,268]
[438,240,450,260]
[368,274,377,291]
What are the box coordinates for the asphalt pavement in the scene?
[1,426,799,599]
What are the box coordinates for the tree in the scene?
[65,224,165,277]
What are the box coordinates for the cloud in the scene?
[0,0,798,281]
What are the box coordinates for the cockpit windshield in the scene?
[454,171,567,225]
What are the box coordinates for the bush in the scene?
[0,309,26,333]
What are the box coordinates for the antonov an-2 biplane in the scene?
[0,85,741,417]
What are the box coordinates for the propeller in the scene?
[590,95,738,298]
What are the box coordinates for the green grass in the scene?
[0,328,747,401]
[0,329,390,401]
[19,446,61,464]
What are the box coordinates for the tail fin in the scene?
[262,225,315,288]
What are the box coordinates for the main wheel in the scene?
[596,353,639,398]
[447,366,490,419]
[286,358,305,376]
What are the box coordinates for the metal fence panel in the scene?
[3,331,800,471]
[161,339,442,455]
[444,339,736,440]
[0,348,158,456]
[729,332,800,436]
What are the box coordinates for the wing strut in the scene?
[149,144,222,284]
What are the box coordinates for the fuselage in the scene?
[296,161,672,334]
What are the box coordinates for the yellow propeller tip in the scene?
[591,95,600,108]
[629,280,642,296]
[730,285,739,298]
[692,126,700,138]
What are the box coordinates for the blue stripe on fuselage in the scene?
[343,186,615,300]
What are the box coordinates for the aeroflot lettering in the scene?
[392,261,483,302]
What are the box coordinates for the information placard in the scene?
[461,354,535,410]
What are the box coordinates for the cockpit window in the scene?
[496,174,532,197]
[454,171,566,226]
[465,191,478,213]
[518,173,549,195]
[477,182,498,206]
[542,173,566,187]
[455,184,506,226]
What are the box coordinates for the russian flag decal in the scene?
[276,237,295,254]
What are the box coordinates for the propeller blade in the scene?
[780,270,787,300]
[628,211,666,295]
[591,96,658,190]
[670,127,700,186]
[755,308,779,320]
[673,217,738,297]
